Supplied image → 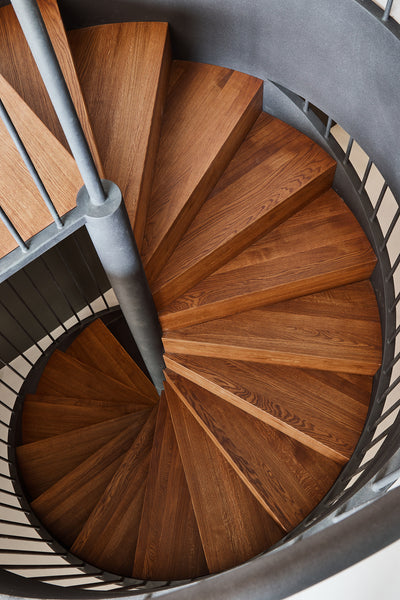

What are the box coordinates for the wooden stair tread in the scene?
[165,355,371,463]
[36,350,155,406]
[21,400,143,444]
[68,22,171,249]
[165,382,285,573]
[65,319,158,401]
[142,60,263,281]
[31,410,149,547]
[163,281,382,375]
[16,412,143,500]
[152,114,336,308]
[133,394,208,580]
[24,394,143,412]
[72,408,157,576]
[167,373,341,531]
[0,73,82,259]
[0,5,67,147]
[37,0,104,176]
[159,190,377,328]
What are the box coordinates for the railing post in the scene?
[78,182,165,393]
[10,0,165,392]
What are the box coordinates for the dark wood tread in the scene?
[142,60,263,282]
[152,114,336,309]
[163,281,382,375]
[159,190,377,329]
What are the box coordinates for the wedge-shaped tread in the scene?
[163,281,382,375]
[142,60,263,281]
[24,394,142,413]
[36,351,155,407]
[0,74,82,259]
[31,410,149,547]
[36,0,104,176]
[72,408,157,576]
[68,22,171,249]
[159,190,376,328]
[21,400,142,444]
[166,382,285,572]
[16,413,142,500]
[65,319,158,401]
[167,373,340,532]
[165,355,371,463]
[153,114,336,308]
[133,394,208,580]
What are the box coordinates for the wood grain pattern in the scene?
[142,60,263,281]
[153,114,336,308]
[0,4,67,146]
[31,410,149,547]
[167,373,341,531]
[166,382,285,572]
[0,73,82,259]
[17,413,143,500]
[65,319,158,401]
[68,22,171,249]
[36,350,155,407]
[24,394,142,413]
[159,190,376,329]
[36,0,104,176]
[133,394,208,580]
[163,281,382,375]
[72,408,157,576]
[21,400,143,444]
[165,355,371,463]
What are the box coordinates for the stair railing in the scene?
[7,0,165,392]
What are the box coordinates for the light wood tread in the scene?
[68,22,171,250]
[152,114,336,309]
[37,0,104,176]
[165,381,285,573]
[30,410,150,547]
[142,60,263,282]
[17,412,146,500]
[35,350,156,406]
[0,72,82,259]
[65,319,158,401]
[159,190,377,329]
[165,355,371,463]
[133,393,208,580]
[72,408,157,576]
[163,281,382,375]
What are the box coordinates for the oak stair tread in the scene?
[30,410,149,547]
[163,281,382,375]
[21,400,145,444]
[68,22,171,249]
[35,350,155,406]
[166,372,341,531]
[65,319,158,401]
[133,394,208,580]
[0,73,82,259]
[142,60,263,281]
[159,190,377,328]
[24,394,144,412]
[165,382,285,573]
[165,355,371,463]
[152,114,336,309]
[37,0,104,176]
[72,408,157,576]
[16,412,144,500]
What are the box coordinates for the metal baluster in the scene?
[383,0,394,22]
[55,247,95,316]
[72,236,110,309]
[380,206,400,251]
[22,268,67,333]
[370,182,388,221]
[5,281,56,343]
[0,208,28,253]
[324,116,333,139]
[358,158,372,193]
[39,256,80,324]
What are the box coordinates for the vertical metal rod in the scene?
[343,136,354,164]
[22,268,67,333]
[0,301,41,355]
[0,357,25,381]
[0,100,63,229]
[0,208,28,253]
[55,248,95,316]
[72,237,110,309]
[10,0,106,206]
[380,206,400,251]
[40,257,81,324]
[383,0,394,21]
[6,281,56,342]
[324,116,333,139]
[358,158,372,193]
[79,182,165,393]
[371,182,388,221]
[386,253,400,281]
[303,99,310,113]
[390,290,400,312]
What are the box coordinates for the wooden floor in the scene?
[3,5,382,583]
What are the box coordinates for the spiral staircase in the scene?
[0,0,399,598]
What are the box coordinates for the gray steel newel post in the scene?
[78,182,166,393]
